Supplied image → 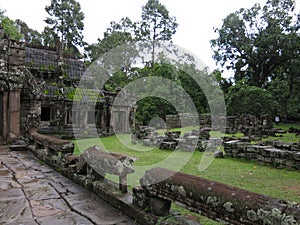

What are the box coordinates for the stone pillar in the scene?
[1,91,8,140]
[8,89,21,137]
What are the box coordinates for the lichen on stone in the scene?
[223,202,235,213]
[178,186,186,196]
[246,209,258,221]
[206,196,219,207]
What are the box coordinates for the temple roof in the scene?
[25,46,85,80]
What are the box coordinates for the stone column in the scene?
[8,89,21,137]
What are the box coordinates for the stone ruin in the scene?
[166,113,275,137]
[134,167,300,225]
[133,125,219,152]
[224,139,300,170]
[0,26,135,144]
[25,129,300,225]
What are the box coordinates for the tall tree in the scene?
[45,0,85,55]
[139,0,178,64]
[15,19,43,45]
[211,0,300,87]
[226,80,273,116]
[41,26,59,48]
[0,9,22,40]
[86,17,135,62]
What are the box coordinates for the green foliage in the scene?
[0,16,22,40]
[132,62,208,125]
[139,0,178,42]
[45,0,85,54]
[41,26,59,48]
[135,96,176,125]
[211,0,300,88]
[15,19,43,45]
[177,69,209,114]
[85,18,134,63]
[139,0,178,63]
[226,81,273,116]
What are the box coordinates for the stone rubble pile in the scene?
[224,140,300,170]
[133,126,222,152]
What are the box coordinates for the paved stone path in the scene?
[0,146,137,225]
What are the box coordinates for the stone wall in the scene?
[0,29,25,141]
[224,140,300,170]
[166,113,209,129]
[165,114,274,136]
[135,167,300,225]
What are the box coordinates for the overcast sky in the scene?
[1,0,270,72]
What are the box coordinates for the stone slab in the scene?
[24,185,60,200]
[37,212,93,225]
[0,196,33,224]
[63,192,130,224]
[30,198,70,218]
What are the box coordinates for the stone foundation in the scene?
[224,140,300,170]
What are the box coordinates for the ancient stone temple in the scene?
[0,27,134,142]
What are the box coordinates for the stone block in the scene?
[245,153,256,159]
[294,152,300,161]
[263,157,272,163]
[285,160,296,168]
[149,196,171,216]
[133,186,149,209]
[268,148,285,158]
[284,151,295,160]
[261,148,272,157]
[257,155,264,162]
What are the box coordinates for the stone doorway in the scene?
[114,111,126,133]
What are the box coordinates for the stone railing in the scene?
[224,140,300,170]
[134,167,300,225]
[28,129,136,193]
[74,146,136,193]
[28,128,74,163]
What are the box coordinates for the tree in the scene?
[267,59,300,121]
[226,81,273,116]
[0,9,22,40]
[85,17,135,63]
[139,0,178,64]
[45,0,85,55]
[211,69,233,94]
[15,19,43,45]
[211,0,300,87]
[41,26,60,48]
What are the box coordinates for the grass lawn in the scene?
[72,123,300,224]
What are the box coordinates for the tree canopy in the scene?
[45,0,85,55]
[211,0,300,88]
[0,9,22,40]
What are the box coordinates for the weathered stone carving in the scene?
[76,145,136,193]
[136,167,300,224]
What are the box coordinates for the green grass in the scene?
[72,123,300,224]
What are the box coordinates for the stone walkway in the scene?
[0,146,137,225]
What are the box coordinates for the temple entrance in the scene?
[113,111,126,133]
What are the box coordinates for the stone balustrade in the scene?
[134,167,300,225]
[28,128,74,163]
[75,145,136,193]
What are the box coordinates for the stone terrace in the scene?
[0,146,137,225]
